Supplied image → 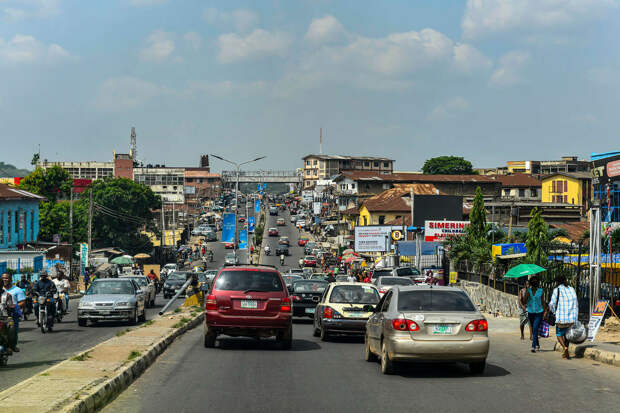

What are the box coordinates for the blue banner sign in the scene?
[263,183,267,189]
[254,199,261,213]
[238,229,248,249]
[257,184,263,191]
[248,216,255,233]
[222,213,236,243]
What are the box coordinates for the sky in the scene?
[1,0,619,173]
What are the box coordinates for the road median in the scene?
[0,305,204,413]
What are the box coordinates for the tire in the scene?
[204,327,217,348]
[469,361,486,375]
[381,342,394,375]
[150,298,156,308]
[320,326,329,342]
[277,325,293,350]
[130,309,138,325]
[139,308,146,322]
[313,327,320,337]
[78,318,87,327]
[364,335,378,362]
[0,355,7,367]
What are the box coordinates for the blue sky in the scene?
[1,0,619,172]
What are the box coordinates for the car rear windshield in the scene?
[214,270,284,292]
[396,267,420,276]
[128,277,148,286]
[294,281,328,293]
[87,281,134,295]
[380,277,413,286]
[397,290,476,312]
[372,270,393,278]
[167,273,186,280]
[329,285,380,304]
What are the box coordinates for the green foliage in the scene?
[19,166,72,202]
[31,153,40,166]
[469,187,487,241]
[422,156,475,175]
[525,208,549,266]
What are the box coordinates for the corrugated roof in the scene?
[488,173,542,187]
[550,222,590,243]
[542,172,592,180]
[0,183,46,201]
[336,170,497,184]
[184,170,220,178]
[363,184,442,212]
[302,154,394,161]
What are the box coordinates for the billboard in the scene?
[592,153,620,186]
[238,229,248,249]
[184,186,196,195]
[313,201,321,215]
[254,199,261,213]
[80,243,89,275]
[222,213,236,243]
[412,195,463,227]
[354,226,403,252]
[248,216,255,233]
[424,220,469,242]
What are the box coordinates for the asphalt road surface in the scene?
[1,235,229,391]
[261,205,306,272]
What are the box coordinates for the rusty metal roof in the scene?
[0,183,46,201]
[336,170,497,184]
[488,173,542,187]
[362,184,442,212]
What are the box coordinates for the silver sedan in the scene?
[77,278,146,326]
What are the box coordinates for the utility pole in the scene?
[320,127,323,155]
[69,184,74,279]
[589,205,602,314]
[88,188,93,255]
[172,202,176,248]
[161,202,165,247]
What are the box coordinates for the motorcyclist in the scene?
[17,274,32,292]
[264,245,271,255]
[280,254,285,265]
[53,273,71,312]
[1,283,15,355]
[33,272,57,323]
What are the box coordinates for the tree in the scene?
[422,156,475,175]
[19,166,72,203]
[31,153,40,166]
[469,187,487,241]
[525,207,549,266]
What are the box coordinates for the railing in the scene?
[221,170,300,177]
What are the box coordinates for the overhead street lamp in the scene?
[211,154,266,255]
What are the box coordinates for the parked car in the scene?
[303,255,317,267]
[268,228,279,237]
[365,286,489,375]
[373,276,414,296]
[78,278,146,326]
[276,218,286,226]
[224,253,239,266]
[275,245,290,256]
[313,283,380,340]
[121,275,156,307]
[204,265,293,349]
[163,272,188,299]
[291,280,329,318]
[278,236,290,246]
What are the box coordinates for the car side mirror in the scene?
[136,289,143,295]
[363,304,376,312]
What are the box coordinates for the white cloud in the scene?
[129,0,168,5]
[1,0,60,20]
[203,8,259,32]
[305,15,347,44]
[189,80,267,97]
[93,76,174,110]
[462,0,618,39]
[452,43,492,74]
[0,34,71,63]
[183,32,202,50]
[140,30,175,61]
[489,50,531,87]
[428,97,471,120]
[217,29,292,63]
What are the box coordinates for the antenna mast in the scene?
[130,127,137,161]
[320,127,323,154]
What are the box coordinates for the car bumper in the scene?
[78,308,134,320]
[206,312,291,336]
[293,302,318,317]
[385,335,489,362]
[322,318,368,334]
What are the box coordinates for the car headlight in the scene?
[115,302,130,307]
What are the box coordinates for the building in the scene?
[358,184,440,226]
[539,156,590,175]
[541,172,592,210]
[133,166,185,204]
[37,160,114,180]
[506,160,540,174]
[114,153,134,179]
[490,174,542,201]
[0,184,45,249]
[302,155,394,188]
[591,151,620,222]
[184,168,221,205]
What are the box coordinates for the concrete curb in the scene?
[554,342,620,368]
[61,313,204,413]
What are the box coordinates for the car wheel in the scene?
[204,327,217,348]
[469,361,486,375]
[364,335,378,362]
[151,298,156,307]
[78,318,87,327]
[139,308,146,322]
[130,309,138,325]
[320,326,329,342]
[277,325,293,350]
[381,342,394,375]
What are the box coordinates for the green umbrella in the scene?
[504,263,546,278]
[110,256,133,265]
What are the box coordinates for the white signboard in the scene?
[587,300,609,342]
[424,220,470,242]
[355,226,403,252]
[313,202,321,215]
[302,191,313,204]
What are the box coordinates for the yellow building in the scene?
[541,172,592,207]
[358,184,439,226]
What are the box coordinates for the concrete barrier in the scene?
[458,280,521,318]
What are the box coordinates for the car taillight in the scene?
[205,294,217,311]
[391,318,419,331]
[281,297,292,312]
[379,289,387,294]
[466,319,488,332]
[323,307,333,319]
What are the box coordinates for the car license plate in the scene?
[433,324,452,334]
[241,300,258,309]
[305,307,315,314]
[100,310,111,315]
[347,312,363,318]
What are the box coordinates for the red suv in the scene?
[204,265,293,349]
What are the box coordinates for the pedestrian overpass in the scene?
[221,170,301,184]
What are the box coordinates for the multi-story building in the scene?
[133,166,185,204]
[0,183,45,249]
[541,172,592,211]
[506,160,540,174]
[491,174,542,201]
[184,169,221,200]
[37,160,114,180]
[539,156,590,175]
[302,155,393,188]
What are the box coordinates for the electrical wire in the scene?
[94,203,149,224]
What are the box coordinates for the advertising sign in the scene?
[80,243,89,275]
[302,191,313,204]
[184,186,196,195]
[222,213,236,243]
[587,300,609,342]
[238,229,248,250]
[248,216,255,233]
[354,226,403,252]
[391,230,404,241]
[263,183,267,189]
[592,153,620,185]
[424,220,470,242]
[257,184,263,191]
[313,201,321,215]
[254,199,261,213]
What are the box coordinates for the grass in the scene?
[142,320,154,327]
[172,317,191,329]
[127,350,142,361]
[40,372,50,376]
[71,351,92,362]
[116,328,132,337]
[174,307,182,313]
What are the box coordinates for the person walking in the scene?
[546,275,578,359]
[518,280,532,341]
[523,276,546,353]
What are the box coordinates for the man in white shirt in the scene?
[53,274,71,312]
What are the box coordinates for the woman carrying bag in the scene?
[522,276,546,353]
[546,275,578,359]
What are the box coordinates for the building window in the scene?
[383,162,389,167]
[378,215,385,225]
[351,184,356,189]
[530,189,537,197]
[7,210,11,243]
[30,210,34,241]
[373,162,379,167]
[306,160,311,166]
[313,160,317,166]
[306,170,311,176]
[364,162,370,167]
[519,189,525,198]
[363,216,368,226]
[0,211,3,244]
[503,189,509,197]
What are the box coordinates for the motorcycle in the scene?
[56,292,66,323]
[22,292,34,321]
[280,255,285,266]
[35,292,55,333]
[264,246,271,256]
[0,316,12,366]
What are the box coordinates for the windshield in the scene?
[396,267,421,276]
[372,270,393,278]
[294,281,328,293]
[126,277,147,286]
[167,273,186,281]
[87,281,134,295]
[283,275,303,284]
[380,278,413,286]
[329,285,380,304]
[398,290,476,312]
[196,274,208,282]
[214,270,284,292]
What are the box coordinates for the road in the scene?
[261,205,306,272]
[0,233,229,392]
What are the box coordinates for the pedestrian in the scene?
[546,275,578,359]
[518,279,532,341]
[2,273,24,353]
[0,280,15,354]
[523,276,546,353]
[83,271,91,291]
